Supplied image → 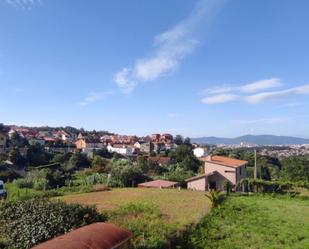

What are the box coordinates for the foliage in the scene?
[92,156,110,173]
[26,143,52,166]
[238,178,293,194]
[8,148,25,166]
[205,190,226,208]
[162,165,194,187]
[110,160,147,187]
[280,156,309,182]
[182,195,309,249]
[67,151,90,170]
[0,198,106,249]
[170,145,201,172]
[109,202,173,249]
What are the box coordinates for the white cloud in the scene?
[203,78,281,95]
[240,78,281,93]
[79,90,114,106]
[114,0,225,93]
[201,94,238,104]
[5,0,42,9]
[113,68,136,94]
[245,85,309,104]
[201,77,309,105]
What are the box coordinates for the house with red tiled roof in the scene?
[186,155,248,191]
[138,179,179,189]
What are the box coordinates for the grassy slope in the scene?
[62,188,210,228]
[188,195,309,249]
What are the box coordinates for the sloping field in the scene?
[62,188,209,227]
[185,195,309,249]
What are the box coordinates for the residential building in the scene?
[107,144,134,156]
[186,155,247,191]
[138,180,179,189]
[193,147,208,158]
[75,137,103,152]
[148,156,173,166]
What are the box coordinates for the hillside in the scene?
[191,134,309,145]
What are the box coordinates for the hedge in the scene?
[0,198,107,249]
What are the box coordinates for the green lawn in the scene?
[62,188,210,228]
[186,195,309,249]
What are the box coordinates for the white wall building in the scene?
[193,147,208,158]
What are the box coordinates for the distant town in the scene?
[1,123,309,159]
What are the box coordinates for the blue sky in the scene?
[1,0,309,138]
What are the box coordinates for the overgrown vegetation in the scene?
[181,195,309,249]
[0,198,106,249]
[109,202,173,249]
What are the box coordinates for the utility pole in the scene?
[254,149,257,180]
[254,149,257,193]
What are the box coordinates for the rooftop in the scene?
[138,179,178,188]
[200,155,248,168]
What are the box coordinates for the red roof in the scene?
[138,179,178,188]
[32,223,132,249]
[201,156,247,168]
[185,172,217,182]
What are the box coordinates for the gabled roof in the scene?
[200,156,247,168]
[185,171,217,182]
[138,179,178,188]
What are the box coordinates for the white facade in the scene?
[193,147,208,158]
[107,145,133,156]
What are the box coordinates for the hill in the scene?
[191,134,309,145]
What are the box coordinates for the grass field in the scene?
[62,188,210,228]
[186,195,309,249]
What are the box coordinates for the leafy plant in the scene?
[0,198,106,249]
[205,190,226,208]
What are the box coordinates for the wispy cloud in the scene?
[201,94,238,104]
[245,85,309,104]
[4,0,42,9]
[201,78,309,105]
[114,0,225,93]
[79,90,114,106]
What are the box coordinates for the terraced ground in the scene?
[62,187,210,228]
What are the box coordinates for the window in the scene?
[239,167,242,175]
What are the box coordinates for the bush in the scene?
[0,198,106,249]
[13,178,34,189]
[238,178,293,194]
[109,202,173,249]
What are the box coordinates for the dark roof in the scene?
[32,223,132,249]
[148,156,172,165]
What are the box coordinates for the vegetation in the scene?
[62,188,210,228]
[109,202,173,249]
[182,195,309,249]
[0,198,106,249]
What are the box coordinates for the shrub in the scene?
[205,190,226,208]
[0,198,106,249]
[13,178,34,189]
[238,178,293,194]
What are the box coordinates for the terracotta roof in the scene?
[32,223,132,249]
[138,179,178,188]
[201,156,247,168]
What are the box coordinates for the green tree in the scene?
[8,148,24,166]
[171,144,201,172]
[92,155,110,173]
[68,151,90,170]
[174,135,184,145]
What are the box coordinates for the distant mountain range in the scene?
[191,135,309,146]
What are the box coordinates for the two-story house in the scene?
[186,155,247,191]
